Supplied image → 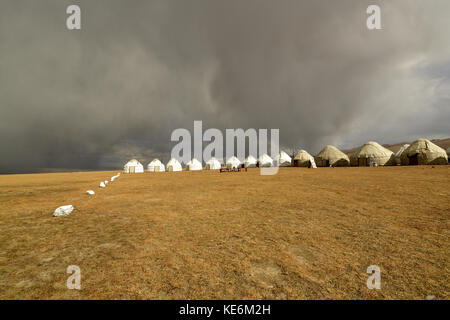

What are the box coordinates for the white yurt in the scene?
[394,144,410,165]
[123,159,144,173]
[274,151,292,167]
[244,155,257,168]
[227,156,241,169]
[186,158,203,171]
[258,153,273,167]
[166,158,182,172]
[205,157,221,170]
[147,159,165,172]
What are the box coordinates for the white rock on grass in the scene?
[104,180,108,184]
[86,190,95,195]
[53,205,74,217]
[99,182,106,188]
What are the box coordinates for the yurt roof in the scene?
[293,150,313,160]
[126,159,142,165]
[352,141,393,158]
[245,155,257,162]
[167,158,181,165]
[227,156,241,163]
[403,139,447,157]
[188,158,202,165]
[278,150,291,160]
[316,145,349,160]
[258,153,273,162]
[149,158,162,165]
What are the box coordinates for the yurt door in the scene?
[409,154,419,165]
[154,166,160,172]
[129,166,135,173]
[358,158,367,166]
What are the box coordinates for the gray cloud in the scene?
[0,0,449,172]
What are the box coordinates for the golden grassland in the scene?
[0,166,449,299]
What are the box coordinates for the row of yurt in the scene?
[124,139,447,173]
[291,138,448,168]
[124,153,285,173]
[124,158,181,173]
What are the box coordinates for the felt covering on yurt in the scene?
[292,150,313,167]
[350,141,394,166]
[400,139,448,165]
[186,158,203,171]
[123,159,144,173]
[226,156,241,169]
[147,159,165,172]
[205,157,221,170]
[166,158,182,172]
[315,145,350,167]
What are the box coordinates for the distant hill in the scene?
[342,138,450,155]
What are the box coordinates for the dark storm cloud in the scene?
[0,0,449,171]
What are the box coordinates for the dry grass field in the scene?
[0,166,449,299]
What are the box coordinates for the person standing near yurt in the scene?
[350,141,395,166]
[400,139,448,165]
[123,159,144,173]
[314,145,350,167]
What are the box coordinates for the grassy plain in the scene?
[0,166,448,299]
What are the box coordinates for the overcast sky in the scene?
[0,0,449,172]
